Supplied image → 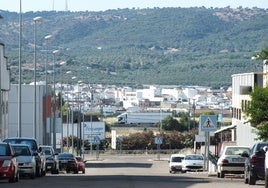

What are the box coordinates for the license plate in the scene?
[232,158,244,162]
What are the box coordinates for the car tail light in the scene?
[250,155,258,165]
[221,159,229,164]
[2,160,12,167]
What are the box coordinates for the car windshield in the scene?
[4,139,38,151]
[256,143,268,152]
[13,146,31,156]
[185,155,203,160]
[0,144,10,156]
[59,153,74,158]
[171,156,184,162]
[225,147,250,155]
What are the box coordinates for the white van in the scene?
[168,154,185,173]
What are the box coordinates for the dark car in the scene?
[39,145,59,174]
[58,153,78,174]
[3,137,46,177]
[244,142,268,185]
[0,142,19,183]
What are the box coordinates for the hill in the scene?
[0,7,267,87]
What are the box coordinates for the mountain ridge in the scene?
[0,7,267,87]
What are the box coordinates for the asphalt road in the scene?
[0,154,265,188]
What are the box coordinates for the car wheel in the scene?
[74,169,79,174]
[56,168,60,174]
[249,172,256,185]
[265,169,268,188]
[217,172,220,178]
[220,171,225,178]
[244,170,248,184]
[36,166,42,177]
[8,170,16,183]
[30,172,36,179]
[83,170,85,174]
[15,171,19,182]
[42,168,46,176]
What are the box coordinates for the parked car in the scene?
[217,145,250,178]
[0,142,19,183]
[168,154,185,173]
[75,156,86,174]
[244,142,268,185]
[265,149,268,188]
[3,137,46,177]
[181,154,204,173]
[12,144,36,179]
[58,152,78,174]
[39,145,59,174]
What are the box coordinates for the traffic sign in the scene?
[93,136,100,145]
[200,115,217,131]
[154,137,162,144]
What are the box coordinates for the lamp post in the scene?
[59,61,66,152]
[52,49,60,151]
[65,71,72,151]
[77,80,83,156]
[18,0,22,137]
[71,76,77,154]
[44,35,52,144]
[33,16,42,138]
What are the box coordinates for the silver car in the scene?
[39,145,59,174]
[11,144,36,179]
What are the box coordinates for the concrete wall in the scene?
[8,84,48,145]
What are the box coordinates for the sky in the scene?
[0,0,267,12]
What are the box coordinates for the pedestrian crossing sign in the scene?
[154,137,162,144]
[200,115,217,131]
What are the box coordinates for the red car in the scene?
[75,156,85,174]
[0,142,19,183]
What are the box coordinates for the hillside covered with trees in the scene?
[0,7,267,87]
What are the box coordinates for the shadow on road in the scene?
[86,162,153,168]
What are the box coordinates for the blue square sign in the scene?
[200,115,217,132]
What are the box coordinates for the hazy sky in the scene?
[0,0,267,12]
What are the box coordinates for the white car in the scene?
[217,145,250,178]
[168,154,185,173]
[181,154,204,173]
[11,144,36,179]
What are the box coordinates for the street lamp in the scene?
[77,80,83,156]
[52,49,60,151]
[71,76,77,154]
[33,16,42,138]
[59,61,66,152]
[44,34,52,145]
[65,71,73,151]
[18,0,22,137]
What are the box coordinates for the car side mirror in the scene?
[241,152,249,157]
[38,147,42,152]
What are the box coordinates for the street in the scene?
[0,154,265,188]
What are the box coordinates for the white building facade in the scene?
[231,72,263,147]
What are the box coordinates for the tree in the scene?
[245,86,268,141]
[246,48,268,140]
[252,48,268,61]
[159,116,179,131]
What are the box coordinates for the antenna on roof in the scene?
[65,0,68,11]
[52,0,54,11]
